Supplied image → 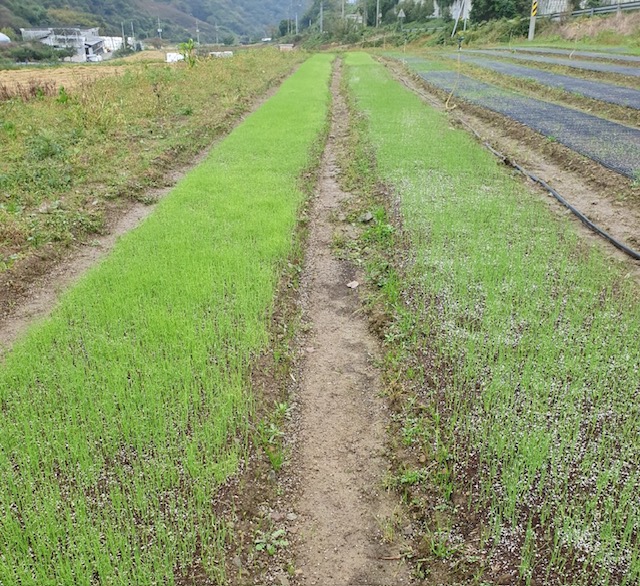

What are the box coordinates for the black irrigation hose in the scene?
[390,64,640,262]
[482,141,640,262]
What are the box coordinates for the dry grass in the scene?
[0,64,122,91]
[116,50,168,63]
[0,79,58,100]
[554,12,640,41]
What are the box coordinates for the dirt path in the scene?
[291,62,411,586]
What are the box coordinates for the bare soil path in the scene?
[290,62,411,586]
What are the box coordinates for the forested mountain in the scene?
[0,0,306,42]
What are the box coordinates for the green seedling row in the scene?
[0,53,333,585]
[345,52,640,584]
[0,49,304,267]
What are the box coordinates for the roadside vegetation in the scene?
[0,42,76,68]
[344,52,640,585]
[0,53,333,585]
[0,49,303,272]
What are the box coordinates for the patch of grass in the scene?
[0,49,305,267]
[0,53,333,585]
[345,52,640,585]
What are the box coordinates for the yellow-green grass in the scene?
[0,53,333,585]
[346,52,640,584]
[0,49,305,269]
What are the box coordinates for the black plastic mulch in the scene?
[510,46,640,64]
[418,70,640,179]
[450,54,640,109]
[465,49,640,78]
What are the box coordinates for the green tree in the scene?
[301,0,340,32]
[0,26,15,40]
[277,19,291,37]
[148,37,165,49]
[470,0,530,23]
[365,0,398,26]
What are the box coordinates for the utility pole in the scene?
[463,0,468,32]
[320,1,324,33]
[157,16,162,39]
[121,22,126,49]
[342,0,345,19]
[130,21,135,50]
[195,18,200,45]
[376,0,381,27]
[528,0,538,41]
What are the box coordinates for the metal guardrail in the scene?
[544,0,640,18]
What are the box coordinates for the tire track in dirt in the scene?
[291,61,411,586]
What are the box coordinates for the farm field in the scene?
[344,51,640,585]
[0,53,333,584]
[383,49,640,259]
[414,68,640,179]
[0,48,304,321]
[2,40,640,586]
[385,53,640,181]
[450,54,640,110]
[508,47,640,63]
[0,64,123,91]
[465,49,640,79]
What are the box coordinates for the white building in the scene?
[20,28,105,62]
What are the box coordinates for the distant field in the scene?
[0,64,122,90]
[0,51,176,90]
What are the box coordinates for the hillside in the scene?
[0,0,305,42]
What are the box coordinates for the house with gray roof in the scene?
[20,28,105,62]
